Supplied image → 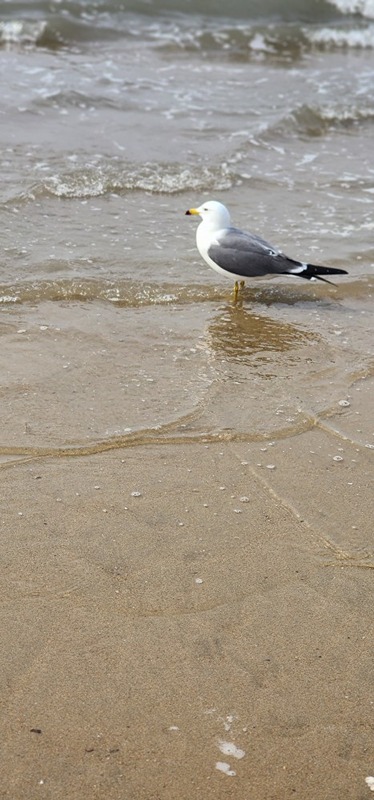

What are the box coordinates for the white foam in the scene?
[215,761,236,777]
[250,33,271,52]
[0,19,47,45]
[218,740,246,760]
[308,25,374,47]
[326,0,374,17]
[0,19,47,44]
[43,163,237,198]
[222,714,235,731]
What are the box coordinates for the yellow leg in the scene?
[233,280,245,300]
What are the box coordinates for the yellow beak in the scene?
[185,208,199,216]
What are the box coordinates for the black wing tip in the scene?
[301,265,348,280]
[320,268,348,276]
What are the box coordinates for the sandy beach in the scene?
[1,1,374,795]
[1,366,373,799]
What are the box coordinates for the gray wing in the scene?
[208,226,298,278]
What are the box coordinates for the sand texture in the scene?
[1,374,373,799]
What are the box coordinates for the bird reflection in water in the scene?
[205,302,318,368]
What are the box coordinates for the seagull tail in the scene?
[287,262,348,286]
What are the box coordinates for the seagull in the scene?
[185,200,347,298]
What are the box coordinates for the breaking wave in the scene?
[13,162,243,201]
[1,0,374,55]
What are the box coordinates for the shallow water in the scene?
[0,0,373,454]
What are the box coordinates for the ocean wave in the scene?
[266,102,374,138]
[0,19,55,48]
[155,17,374,56]
[0,13,123,50]
[326,0,374,18]
[1,3,374,58]
[0,278,220,307]
[0,276,371,309]
[11,0,374,24]
[132,16,374,57]
[17,162,243,201]
[155,24,309,60]
[1,0,374,55]
[307,23,374,46]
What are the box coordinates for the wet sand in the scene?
[1,370,373,799]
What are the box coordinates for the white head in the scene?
[185,200,231,230]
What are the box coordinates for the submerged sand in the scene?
[1,371,373,799]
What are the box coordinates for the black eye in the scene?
[203,207,209,211]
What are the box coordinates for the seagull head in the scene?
[185,200,231,230]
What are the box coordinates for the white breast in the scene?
[196,225,244,281]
